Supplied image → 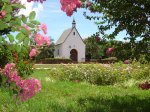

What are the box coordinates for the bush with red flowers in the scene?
[124,60,130,64]
[139,81,150,90]
[0,0,50,102]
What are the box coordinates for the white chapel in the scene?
[54,19,85,62]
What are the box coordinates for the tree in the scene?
[82,0,150,61]
[84,35,108,60]
[84,36,100,60]
[84,0,150,39]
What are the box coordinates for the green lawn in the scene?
[1,65,150,112]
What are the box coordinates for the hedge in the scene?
[99,57,118,64]
[36,58,72,64]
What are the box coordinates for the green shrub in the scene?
[36,58,72,64]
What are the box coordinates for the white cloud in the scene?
[18,0,43,18]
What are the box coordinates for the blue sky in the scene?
[36,0,99,42]
[20,0,126,43]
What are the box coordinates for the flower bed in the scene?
[45,63,150,86]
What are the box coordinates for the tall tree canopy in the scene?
[84,0,150,41]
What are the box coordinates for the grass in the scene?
[0,65,150,112]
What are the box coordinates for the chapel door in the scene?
[70,49,78,62]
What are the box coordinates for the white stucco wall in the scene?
[62,28,85,62]
[54,44,63,58]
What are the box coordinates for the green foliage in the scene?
[0,0,25,35]
[111,41,150,62]
[29,11,36,20]
[85,38,150,62]
[0,43,12,68]
[84,35,107,59]
[0,74,2,87]
[16,60,33,78]
[21,15,27,24]
[16,33,25,42]
[138,54,150,64]
[7,34,14,43]
[86,0,150,39]
[36,42,55,60]
[0,42,34,78]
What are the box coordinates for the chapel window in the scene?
[58,49,59,55]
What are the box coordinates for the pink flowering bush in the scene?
[1,63,41,101]
[0,0,51,102]
[106,48,114,55]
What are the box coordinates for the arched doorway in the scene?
[70,49,78,62]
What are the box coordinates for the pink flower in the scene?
[43,36,51,46]
[40,24,47,34]
[34,34,51,46]
[0,10,6,18]
[124,60,130,64]
[29,48,37,58]
[9,71,21,83]
[3,63,21,83]
[61,5,74,16]
[23,24,30,31]
[1,10,6,16]
[3,63,16,76]
[17,79,42,101]
[60,0,82,16]
[106,48,114,55]
[34,33,45,47]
